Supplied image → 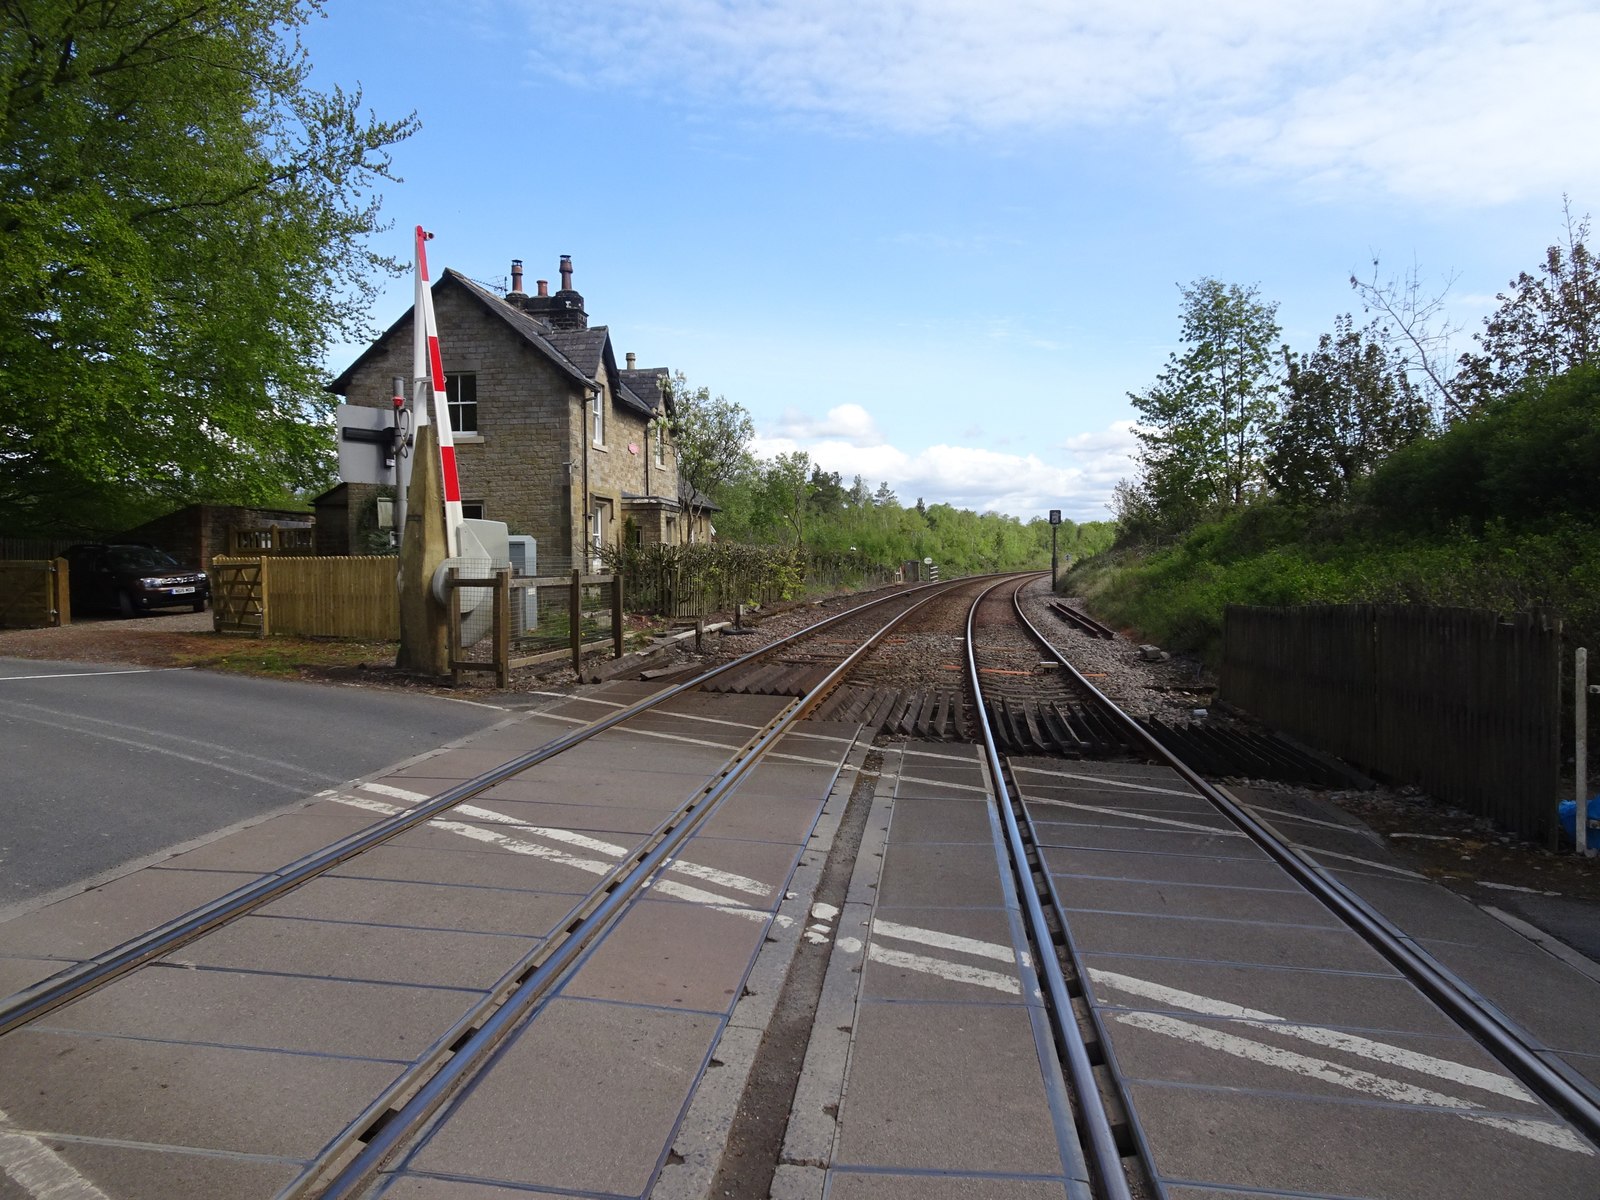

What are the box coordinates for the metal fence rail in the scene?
[1221,603,1562,844]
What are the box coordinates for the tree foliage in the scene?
[0,0,417,536]
[1267,315,1432,505]
[665,370,755,531]
[1128,279,1281,530]
[1457,201,1599,404]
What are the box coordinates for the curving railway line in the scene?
[0,573,1597,1199]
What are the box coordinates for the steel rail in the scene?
[1009,583,1600,1151]
[967,576,1134,1200]
[295,577,965,1199]
[0,579,959,1039]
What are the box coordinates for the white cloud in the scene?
[521,0,1600,204]
[771,403,884,445]
[750,418,1135,521]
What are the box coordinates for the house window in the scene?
[446,373,477,434]
[591,390,604,446]
[654,418,666,466]
[461,502,485,520]
[590,502,608,570]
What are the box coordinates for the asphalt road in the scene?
[0,659,509,909]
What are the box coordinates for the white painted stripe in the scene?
[1110,1012,1591,1156]
[867,944,1021,995]
[0,667,189,682]
[337,794,776,918]
[1011,765,1200,800]
[1027,798,1244,837]
[1477,881,1559,896]
[1242,802,1375,836]
[1300,846,1425,879]
[361,781,431,802]
[899,747,981,764]
[811,903,839,922]
[0,1109,113,1200]
[0,707,314,790]
[892,773,989,795]
[871,919,1014,963]
[361,783,770,897]
[450,806,771,898]
[12,698,344,779]
[1090,969,1533,1102]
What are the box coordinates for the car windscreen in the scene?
[107,548,183,572]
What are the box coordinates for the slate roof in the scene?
[326,270,598,396]
[619,368,671,418]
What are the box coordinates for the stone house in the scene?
[323,256,708,568]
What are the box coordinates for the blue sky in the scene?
[303,0,1600,523]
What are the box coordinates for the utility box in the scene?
[506,535,538,632]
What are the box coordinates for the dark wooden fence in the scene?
[1221,604,1563,844]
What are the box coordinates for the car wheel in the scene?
[192,598,207,613]
[118,590,142,619]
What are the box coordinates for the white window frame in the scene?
[591,390,605,447]
[446,373,478,434]
[654,418,666,467]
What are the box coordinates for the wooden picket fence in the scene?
[211,556,398,639]
[1221,604,1563,844]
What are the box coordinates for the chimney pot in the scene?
[537,279,549,297]
[509,259,524,295]
[626,352,636,370]
[559,254,573,292]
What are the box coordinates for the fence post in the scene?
[611,570,624,659]
[52,557,69,627]
[570,568,582,675]
[448,566,463,688]
[494,567,511,689]
[1579,647,1590,856]
[258,557,271,637]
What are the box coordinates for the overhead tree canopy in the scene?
[0,0,417,536]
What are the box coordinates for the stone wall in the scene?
[339,277,686,568]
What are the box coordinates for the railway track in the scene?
[2,573,1597,1199]
[0,576,987,1198]
[963,576,1600,1198]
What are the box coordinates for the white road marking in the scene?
[1090,969,1534,1102]
[1241,802,1375,836]
[0,667,190,682]
[871,919,1014,963]
[1026,798,1243,837]
[866,944,1021,994]
[0,705,320,789]
[0,1106,113,1200]
[1110,1011,1592,1155]
[1299,846,1425,879]
[358,783,771,898]
[1477,881,1559,896]
[811,903,840,922]
[891,772,989,795]
[1011,765,1200,800]
[836,936,863,954]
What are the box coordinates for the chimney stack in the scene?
[559,254,573,292]
[509,259,524,295]
[537,279,549,297]
[626,352,636,370]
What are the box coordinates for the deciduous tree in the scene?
[1128,279,1281,530]
[665,370,755,532]
[1267,315,1432,504]
[0,0,417,535]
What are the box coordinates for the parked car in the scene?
[64,543,210,617]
